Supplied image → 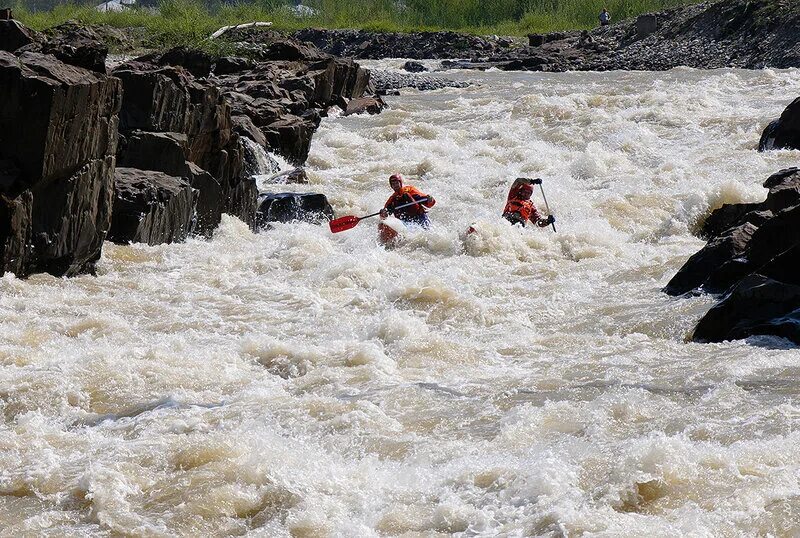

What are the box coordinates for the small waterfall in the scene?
[242,137,281,177]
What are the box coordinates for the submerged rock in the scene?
[256,192,334,228]
[343,96,386,116]
[403,60,427,73]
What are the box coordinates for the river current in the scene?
[1,66,800,536]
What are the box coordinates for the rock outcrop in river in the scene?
[759,97,800,151]
[0,18,379,276]
[112,56,251,238]
[666,168,800,344]
[0,50,120,277]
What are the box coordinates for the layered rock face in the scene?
[0,51,120,277]
[112,60,252,237]
[0,20,379,274]
[108,168,196,245]
[110,39,377,241]
[759,97,800,151]
[211,40,372,165]
[665,168,800,344]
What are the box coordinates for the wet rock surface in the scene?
[256,192,334,227]
[342,96,386,116]
[759,97,800,151]
[108,168,196,245]
[370,70,469,93]
[0,50,120,277]
[666,168,800,344]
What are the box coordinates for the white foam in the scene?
[2,68,800,535]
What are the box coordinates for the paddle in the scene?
[537,181,557,233]
[329,198,431,233]
[520,178,556,232]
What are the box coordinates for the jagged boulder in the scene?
[0,19,38,52]
[261,114,319,165]
[0,51,120,277]
[667,168,800,344]
[117,131,189,177]
[759,97,800,151]
[343,96,386,116]
[666,168,800,296]
[213,56,255,76]
[693,243,800,343]
[157,46,213,77]
[664,222,757,295]
[186,163,222,236]
[699,202,761,239]
[113,66,191,133]
[213,47,372,165]
[113,60,253,230]
[108,168,196,245]
[37,21,108,73]
[256,192,334,228]
[232,114,267,148]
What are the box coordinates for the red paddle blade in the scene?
[329,215,361,233]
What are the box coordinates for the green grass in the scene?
[15,0,701,47]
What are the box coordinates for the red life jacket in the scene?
[385,185,435,217]
[504,199,536,221]
[503,184,540,223]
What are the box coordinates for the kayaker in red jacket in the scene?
[380,173,436,228]
[502,178,555,227]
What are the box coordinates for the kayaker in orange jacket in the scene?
[380,173,436,228]
[502,178,555,228]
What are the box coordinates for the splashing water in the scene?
[1,67,800,536]
[242,136,282,178]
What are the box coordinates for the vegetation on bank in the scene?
[16,0,700,45]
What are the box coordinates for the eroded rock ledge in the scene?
[0,19,382,276]
[666,168,800,344]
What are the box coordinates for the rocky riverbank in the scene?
[292,0,800,72]
[664,97,800,345]
[0,16,382,278]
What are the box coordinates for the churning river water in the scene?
[2,66,800,536]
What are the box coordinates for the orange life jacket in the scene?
[385,185,435,217]
[503,183,541,223]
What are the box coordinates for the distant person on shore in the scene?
[502,178,554,228]
[380,174,436,228]
[599,8,611,26]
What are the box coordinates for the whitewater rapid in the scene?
[2,66,800,536]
